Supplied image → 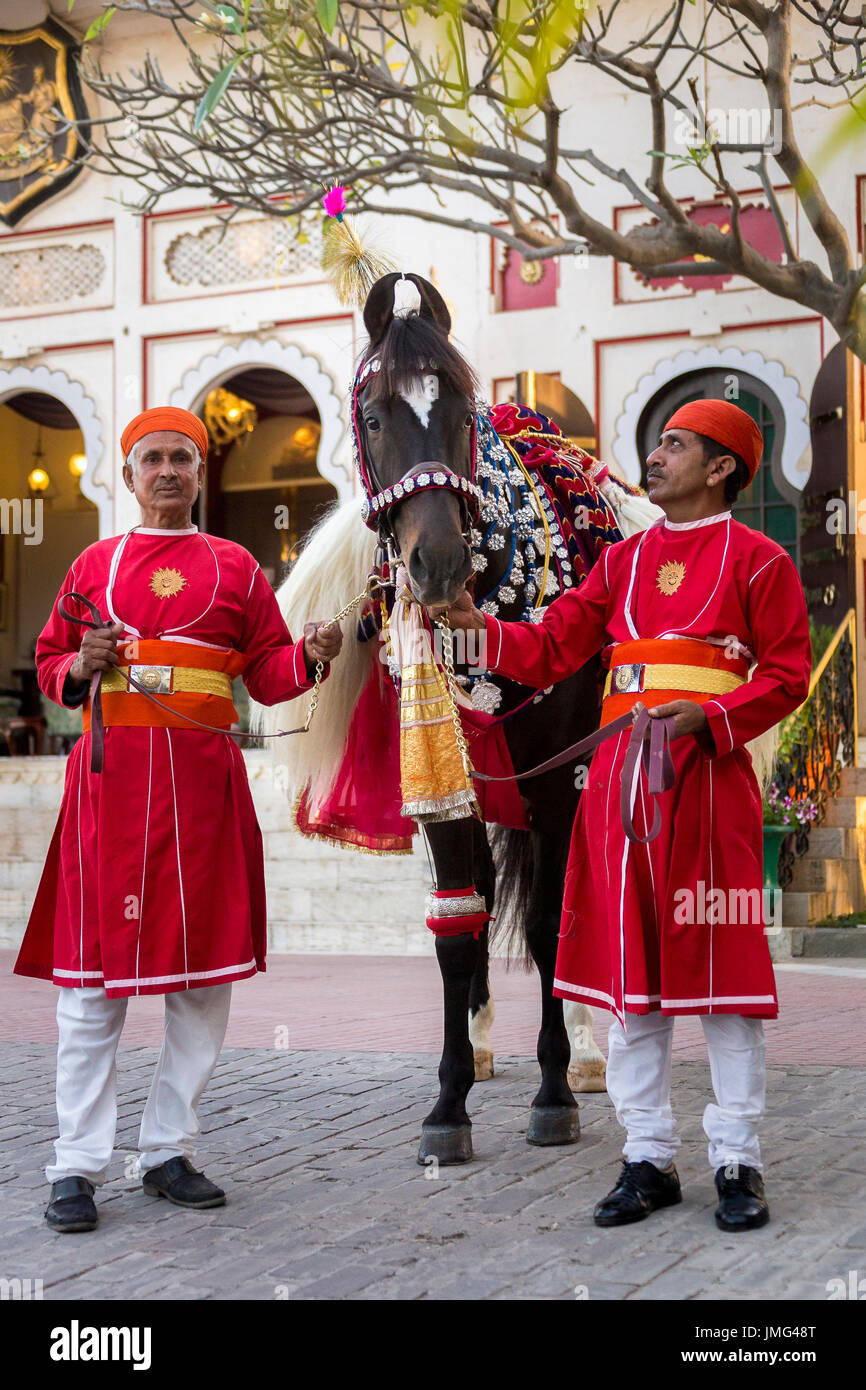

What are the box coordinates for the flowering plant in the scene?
[762,781,819,828]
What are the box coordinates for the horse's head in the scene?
[354,272,478,610]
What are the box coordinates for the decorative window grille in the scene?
[0,243,106,308]
[165,218,324,287]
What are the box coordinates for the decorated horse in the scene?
[255,269,663,1167]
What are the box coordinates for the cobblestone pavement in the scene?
[2,1042,865,1302]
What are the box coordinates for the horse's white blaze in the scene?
[399,374,439,429]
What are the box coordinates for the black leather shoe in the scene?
[714,1164,769,1231]
[142,1156,226,1209]
[45,1176,98,1233]
[593,1159,682,1227]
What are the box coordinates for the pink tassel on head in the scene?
[322,185,348,222]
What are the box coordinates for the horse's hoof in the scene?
[527,1104,580,1146]
[568,1059,607,1094]
[473,1048,494,1082]
[417,1124,473,1166]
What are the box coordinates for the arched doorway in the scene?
[0,390,98,747]
[192,367,338,586]
[637,368,800,569]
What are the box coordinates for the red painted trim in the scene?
[488,216,560,311]
[593,316,824,450]
[141,312,355,407]
[36,337,114,353]
[0,220,117,323]
[142,195,317,304]
[612,184,796,305]
[0,217,113,243]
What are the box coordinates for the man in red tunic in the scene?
[15,407,343,1233]
[448,399,811,1232]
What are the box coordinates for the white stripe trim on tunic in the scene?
[661,994,776,1008]
[161,531,221,637]
[104,960,256,990]
[164,729,188,985]
[489,615,503,668]
[705,698,734,754]
[662,511,731,531]
[554,978,617,1008]
[708,761,714,1012]
[135,727,153,995]
[54,967,104,979]
[134,527,198,536]
[246,565,259,601]
[663,516,731,637]
[558,982,774,1010]
[748,553,783,586]
[293,640,304,687]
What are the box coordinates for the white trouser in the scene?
[606,1010,766,1173]
[47,983,232,1186]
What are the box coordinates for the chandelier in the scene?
[204,387,257,449]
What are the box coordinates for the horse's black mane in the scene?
[365,313,478,402]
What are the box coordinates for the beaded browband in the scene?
[351,352,482,532]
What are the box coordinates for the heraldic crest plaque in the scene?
[0,17,87,227]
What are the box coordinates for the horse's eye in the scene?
[364,415,380,432]
[464,412,474,428]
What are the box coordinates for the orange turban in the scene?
[663,399,763,483]
[121,408,209,463]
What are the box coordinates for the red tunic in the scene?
[485,513,812,1021]
[14,526,318,998]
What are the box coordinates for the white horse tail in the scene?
[597,473,664,537]
[251,498,378,809]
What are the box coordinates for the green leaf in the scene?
[215,4,243,33]
[317,0,339,34]
[84,6,116,41]
[194,55,243,133]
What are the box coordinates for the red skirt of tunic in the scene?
[14,726,266,998]
[553,727,778,1022]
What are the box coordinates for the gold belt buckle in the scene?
[613,662,644,694]
[129,664,173,694]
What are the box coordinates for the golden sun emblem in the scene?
[149,567,187,599]
[0,49,19,99]
[656,560,686,596]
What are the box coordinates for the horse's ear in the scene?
[363,272,451,346]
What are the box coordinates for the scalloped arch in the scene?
[611,345,811,491]
[169,338,352,497]
[0,363,111,533]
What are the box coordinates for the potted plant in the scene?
[762,782,819,891]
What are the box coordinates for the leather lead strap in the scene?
[472,706,678,845]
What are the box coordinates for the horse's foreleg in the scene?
[524,829,580,1146]
[417,820,481,1166]
[468,823,495,1082]
[564,1000,607,1093]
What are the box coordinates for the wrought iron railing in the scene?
[773,609,857,890]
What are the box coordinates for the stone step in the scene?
[776,890,833,930]
[806,825,864,859]
[823,798,857,828]
[786,925,866,957]
[838,766,866,796]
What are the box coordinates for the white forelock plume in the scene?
[393,274,422,319]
